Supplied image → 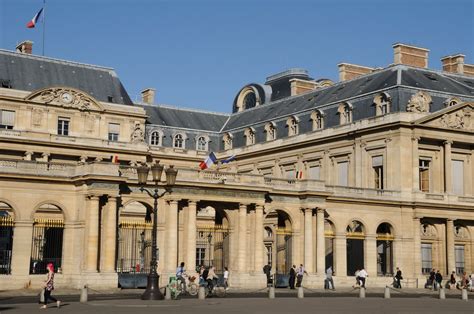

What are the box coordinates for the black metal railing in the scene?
[116,221,153,274]
[29,219,64,274]
[0,216,14,275]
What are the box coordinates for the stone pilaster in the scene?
[238,203,248,272]
[10,220,33,276]
[102,196,117,272]
[334,232,346,276]
[166,199,179,272]
[444,140,453,193]
[365,234,377,276]
[412,137,420,191]
[85,196,100,272]
[446,219,455,274]
[186,200,197,273]
[316,208,325,274]
[254,204,264,272]
[412,216,421,277]
[304,208,314,273]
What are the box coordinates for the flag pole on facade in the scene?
[42,0,46,56]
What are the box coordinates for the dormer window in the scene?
[338,102,353,125]
[174,133,185,149]
[244,127,256,146]
[223,133,233,150]
[310,110,324,130]
[287,116,299,136]
[444,97,460,107]
[149,130,162,146]
[265,122,277,141]
[196,136,208,151]
[374,93,391,116]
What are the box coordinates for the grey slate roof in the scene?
[0,49,133,105]
[139,104,229,132]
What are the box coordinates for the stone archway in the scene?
[376,222,394,275]
[346,220,365,276]
[264,209,293,275]
[0,201,14,274]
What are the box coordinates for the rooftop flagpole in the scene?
[42,0,46,56]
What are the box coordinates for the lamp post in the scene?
[207,232,212,267]
[136,161,178,300]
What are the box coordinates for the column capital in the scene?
[303,207,313,213]
[187,199,199,205]
[239,203,250,208]
[316,207,326,214]
[443,140,453,146]
[411,136,420,142]
[255,204,264,210]
[87,195,101,201]
[413,215,422,220]
[168,199,179,205]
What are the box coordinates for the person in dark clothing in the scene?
[394,267,403,289]
[289,265,296,289]
[263,263,272,286]
[435,270,443,290]
[427,269,436,289]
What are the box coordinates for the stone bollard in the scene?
[198,286,206,300]
[384,286,390,299]
[165,287,172,300]
[297,287,304,299]
[268,286,275,299]
[438,287,445,300]
[359,287,366,298]
[461,288,468,301]
[80,285,88,303]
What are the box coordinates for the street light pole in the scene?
[136,161,178,301]
[207,232,212,267]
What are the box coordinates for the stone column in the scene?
[316,208,325,274]
[334,233,347,277]
[412,216,421,277]
[365,234,377,276]
[238,203,248,272]
[446,219,455,274]
[304,208,314,273]
[444,140,453,193]
[102,196,117,272]
[186,200,197,273]
[167,200,179,272]
[254,204,264,272]
[85,196,100,272]
[412,137,420,191]
[10,220,34,276]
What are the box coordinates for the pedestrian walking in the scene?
[325,266,335,290]
[353,269,360,288]
[296,264,307,287]
[176,262,187,292]
[40,263,60,309]
[394,267,403,289]
[449,271,456,289]
[223,267,229,290]
[289,265,296,289]
[358,268,368,288]
[263,263,272,287]
[434,270,443,291]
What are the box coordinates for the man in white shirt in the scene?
[358,268,368,288]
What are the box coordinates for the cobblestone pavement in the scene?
[0,297,472,314]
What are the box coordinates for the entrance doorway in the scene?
[346,220,365,276]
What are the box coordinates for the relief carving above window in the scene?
[420,223,437,238]
[406,91,432,113]
[26,88,103,112]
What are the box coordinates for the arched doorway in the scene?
[376,223,394,276]
[196,206,230,274]
[325,220,335,271]
[346,220,365,276]
[264,210,292,276]
[0,202,14,274]
[30,204,64,274]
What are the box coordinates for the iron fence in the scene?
[0,216,14,274]
[29,219,64,274]
[196,225,230,273]
[116,220,153,274]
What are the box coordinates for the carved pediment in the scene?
[25,87,104,112]
[416,103,474,131]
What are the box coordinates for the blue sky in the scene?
[1,0,473,112]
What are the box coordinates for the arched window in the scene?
[287,116,299,136]
[196,136,208,151]
[149,131,161,146]
[265,122,277,141]
[311,110,324,130]
[223,133,233,150]
[374,93,391,116]
[244,127,256,145]
[444,97,460,107]
[338,102,353,125]
[173,133,185,149]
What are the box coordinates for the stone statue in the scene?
[131,122,145,143]
[407,91,432,113]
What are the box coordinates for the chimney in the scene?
[441,54,474,76]
[16,40,33,54]
[338,63,375,81]
[141,88,156,104]
[393,43,429,68]
[290,79,319,96]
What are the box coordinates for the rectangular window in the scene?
[108,123,120,141]
[195,248,206,268]
[419,159,430,192]
[0,110,15,129]
[285,168,295,180]
[337,161,348,186]
[452,160,464,195]
[372,156,384,189]
[308,165,320,180]
[455,245,465,274]
[57,117,70,136]
[421,243,432,274]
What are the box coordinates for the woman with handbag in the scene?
[40,263,61,309]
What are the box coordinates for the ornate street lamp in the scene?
[136,161,178,300]
[207,232,212,267]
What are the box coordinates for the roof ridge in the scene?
[139,103,230,116]
[0,49,115,72]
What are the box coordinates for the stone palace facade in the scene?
[0,41,473,290]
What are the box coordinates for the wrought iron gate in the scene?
[30,218,64,274]
[196,225,230,273]
[0,216,13,274]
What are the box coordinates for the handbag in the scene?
[38,288,45,304]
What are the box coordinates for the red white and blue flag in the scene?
[220,154,236,164]
[199,152,217,170]
[26,8,43,28]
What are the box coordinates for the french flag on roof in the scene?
[199,152,217,170]
[221,154,236,164]
[26,8,43,28]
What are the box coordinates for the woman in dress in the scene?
[40,263,60,309]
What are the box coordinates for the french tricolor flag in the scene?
[199,152,217,170]
[26,8,43,28]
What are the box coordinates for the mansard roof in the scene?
[139,104,229,132]
[0,49,133,105]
